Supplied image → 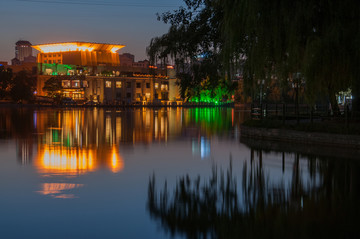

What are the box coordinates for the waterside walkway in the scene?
[240,125,360,150]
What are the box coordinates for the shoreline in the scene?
[0,102,234,108]
[240,125,360,150]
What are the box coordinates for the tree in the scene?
[10,70,36,102]
[219,0,360,112]
[42,77,62,98]
[0,66,12,99]
[148,155,360,238]
[147,0,236,102]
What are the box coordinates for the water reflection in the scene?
[0,107,240,172]
[148,152,360,239]
[0,107,244,202]
[36,145,95,176]
[1,106,360,238]
[37,183,84,199]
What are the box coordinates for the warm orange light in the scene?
[37,145,95,175]
[110,146,124,173]
[37,183,83,199]
[32,42,125,53]
[110,46,122,53]
[33,43,93,53]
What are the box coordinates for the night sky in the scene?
[0,0,184,63]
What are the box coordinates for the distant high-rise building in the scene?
[15,40,33,61]
[119,53,135,67]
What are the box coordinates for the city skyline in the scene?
[0,0,184,63]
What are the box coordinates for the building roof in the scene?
[16,40,32,46]
[32,42,125,54]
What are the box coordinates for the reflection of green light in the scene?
[66,133,71,147]
[52,130,59,143]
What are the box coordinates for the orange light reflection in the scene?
[37,146,95,176]
[110,146,124,173]
[37,183,83,199]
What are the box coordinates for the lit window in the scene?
[105,81,112,88]
[155,83,159,89]
[62,80,70,88]
[161,84,168,91]
[116,81,122,88]
[72,80,80,88]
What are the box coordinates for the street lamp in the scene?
[257,79,265,105]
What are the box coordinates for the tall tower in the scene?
[15,40,33,61]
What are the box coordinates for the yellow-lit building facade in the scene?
[32,41,181,104]
[33,42,124,66]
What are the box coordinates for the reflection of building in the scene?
[192,137,211,159]
[34,110,125,176]
[37,183,83,199]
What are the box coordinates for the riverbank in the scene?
[240,124,360,150]
[0,102,234,108]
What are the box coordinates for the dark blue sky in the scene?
[0,0,184,63]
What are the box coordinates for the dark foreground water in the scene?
[0,107,359,239]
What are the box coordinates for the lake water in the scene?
[0,107,359,239]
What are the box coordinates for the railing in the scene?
[249,103,354,124]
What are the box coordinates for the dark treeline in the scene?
[147,0,360,112]
[0,66,36,102]
[147,155,360,239]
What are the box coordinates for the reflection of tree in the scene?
[0,108,36,163]
[148,157,360,239]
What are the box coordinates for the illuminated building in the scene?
[32,42,124,67]
[32,41,181,103]
[36,73,176,103]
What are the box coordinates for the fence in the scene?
[249,103,354,124]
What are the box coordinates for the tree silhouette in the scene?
[148,155,360,238]
[0,66,12,99]
[42,77,62,98]
[10,70,35,102]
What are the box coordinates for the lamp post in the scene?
[257,79,265,105]
[292,73,302,124]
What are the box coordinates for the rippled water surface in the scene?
[0,107,359,239]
